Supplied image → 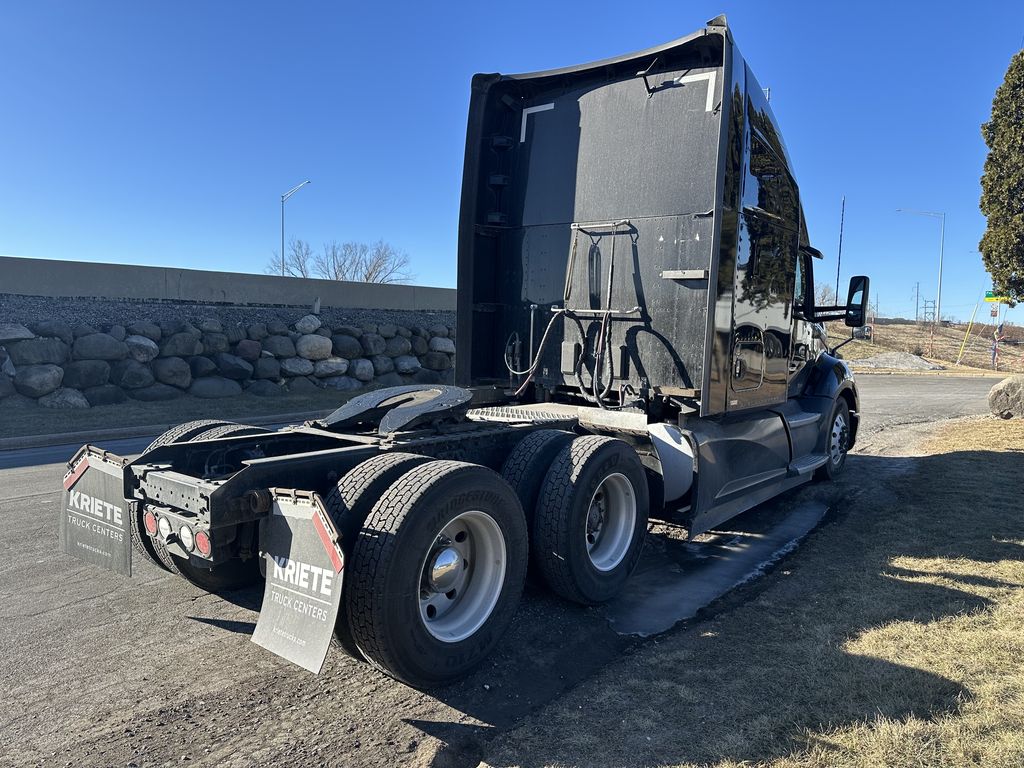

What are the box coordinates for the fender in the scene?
[799,352,860,449]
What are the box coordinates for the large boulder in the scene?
[152,357,192,389]
[280,357,315,377]
[225,324,247,344]
[371,355,395,375]
[410,336,429,356]
[394,355,421,374]
[160,332,203,358]
[73,333,127,361]
[245,379,284,397]
[412,368,443,385]
[331,334,363,359]
[202,332,230,354]
[247,323,268,341]
[109,359,155,389]
[198,317,223,334]
[107,324,127,342]
[429,324,449,338]
[263,335,296,358]
[127,320,161,342]
[73,324,100,338]
[129,383,184,402]
[296,334,333,361]
[30,320,73,345]
[0,373,14,399]
[378,323,398,339]
[234,339,262,362]
[286,376,321,394]
[360,333,387,356]
[313,357,349,377]
[253,357,281,380]
[39,387,90,409]
[125,334,160,363]
[214,352,254,380]
[189,377,243,399]
[375,372,404,388]
[189,356,218,378]
[267,320,290,335]
[334,324,363,338]
[0,324,34,343]
[989,375,1024,419]
[294,314,322,334]
[384,336,412,357]
[61,360,110,389]
[7,337,69,366]
[428,336,456,355]
[14,364,63,397]
[349,358,375,382]
[422,351,452,371]
[83,384,126,406]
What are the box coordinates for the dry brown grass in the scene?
[828,320,1024,374]
[483,417,1024,768]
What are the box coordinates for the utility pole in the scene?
[896,208,946,328]
[914,282,920,322]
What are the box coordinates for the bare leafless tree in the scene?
[313,239,412,283]
[268,238,413,283]
[266,238,314,278]
[815,282,837,307]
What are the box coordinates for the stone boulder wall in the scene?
[0,313,456,408]
[989,375,1024,419]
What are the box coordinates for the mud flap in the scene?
[251,489,345,674]
[60,446,133,576]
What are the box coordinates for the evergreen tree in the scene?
[980,50,1024,303]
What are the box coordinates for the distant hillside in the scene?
[826,319,1024,373]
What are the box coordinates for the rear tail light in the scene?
[194,530,212,557]
[179,524,195,552]
[157,516,172,540]
[143,510,158,536]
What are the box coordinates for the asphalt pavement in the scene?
[0,374,999,767]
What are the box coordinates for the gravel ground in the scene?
[0,293,455,333]
[851,350,944,370]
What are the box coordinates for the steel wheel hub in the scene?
[830,412,849,465]
[418,510,506,643]
[584,473,637,572]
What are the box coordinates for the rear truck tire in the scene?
[346,460,528,687]
[143,419,239,452]
[500,429,576,525]
[323,452,432,660]
[815,398,851,481]
[148,422,269,589]
[533,436,649,605]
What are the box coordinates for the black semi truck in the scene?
[60,16,868,688]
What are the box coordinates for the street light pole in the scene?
[280,180,311,276]
[896,208,946,325]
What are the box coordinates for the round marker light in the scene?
[178,524,195,552]
[143,510,158,536]
[194,530,212,557]
[157,516,172,540]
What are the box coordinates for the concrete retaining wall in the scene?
[0,256,455,311]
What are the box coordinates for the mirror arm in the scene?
[829,335,855,356]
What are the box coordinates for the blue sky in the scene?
[2,1,1023,323]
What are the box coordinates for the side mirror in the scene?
[844,275,870,327]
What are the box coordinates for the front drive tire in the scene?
[815,398,851,481]
[346,460,528,688]
[533,436,649,605]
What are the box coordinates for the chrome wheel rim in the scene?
[584,473,636,572]
[418,510,506,643]
[829,411,849,466]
